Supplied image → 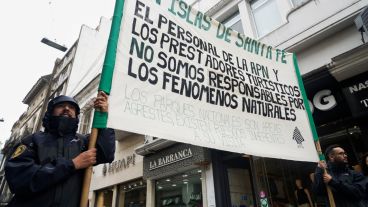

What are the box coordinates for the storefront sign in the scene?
[103,154,136,176]
[303,69,350,126]
[107,0,319,162]
[143,144,209,179]
[341,71,368,118]
[309,89,337,113]
[149,147,193,170]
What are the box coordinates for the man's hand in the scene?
[72,148,97,170]
[323,173,332,184]
[94,91,109,112]
[317,160,327,169]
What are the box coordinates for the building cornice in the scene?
[22,74,51,104]
[135,139,175,156]
[328,42,368,81]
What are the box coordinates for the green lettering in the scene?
[252,40,261,55]
[194,11,203,29]
[202,15,212,31]
[177,1,187,18]
[186,5,194,25]
[244,37,252,52]
[236,33,244,47]
[266,46,272,60]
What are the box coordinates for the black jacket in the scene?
[5,128,115,207]
[312,162,368,207]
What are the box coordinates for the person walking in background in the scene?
[312,144,368,207]
[5,92,115,207]
[294,178,314,207]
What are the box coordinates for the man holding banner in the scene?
[5,92,115,207]
[312,145,368,206]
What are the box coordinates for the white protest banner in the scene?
[107,0,319,162]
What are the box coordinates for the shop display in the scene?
[156,169,203,207]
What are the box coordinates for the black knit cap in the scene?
[42,95,80,129]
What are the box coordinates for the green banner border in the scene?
[293,54,325,160]
[93,0,125,128]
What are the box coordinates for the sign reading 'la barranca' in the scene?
[107,0,319,162]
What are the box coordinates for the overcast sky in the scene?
[0,0,115,148]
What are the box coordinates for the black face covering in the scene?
[48,116,78,136]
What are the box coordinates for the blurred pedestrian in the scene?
[294,178,314,207]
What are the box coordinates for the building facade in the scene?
[0,17,113,205]
[0,74,51,205]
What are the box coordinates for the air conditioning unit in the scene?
[355,6,368,33]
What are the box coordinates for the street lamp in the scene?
[41,38,68,52]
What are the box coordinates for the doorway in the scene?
[212,150,256,207]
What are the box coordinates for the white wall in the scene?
[90,134,144,190]
[259,0,367,48]
[297,25,363,74]
[235,0,368,75]
[66,17,111,97]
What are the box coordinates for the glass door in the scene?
[225,155,256,207]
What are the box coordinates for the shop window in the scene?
[252,157,319,206]
[223,11,244,34]
[155,168,203,207]
[116,179,146,207]
[95,188,113,207]
[250,0,282,37]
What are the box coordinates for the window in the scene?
[223,11,244,34]
[80,107,93,134]
[31,117,37,132]
[116,179,146,207]
[252,157,320,206]
[251,0,282,37]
